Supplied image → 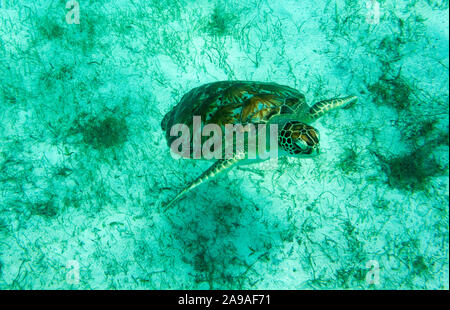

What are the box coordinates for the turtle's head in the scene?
[278,121,319,157]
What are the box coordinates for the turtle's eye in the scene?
[279,121,319,157]
[294,139,310,152]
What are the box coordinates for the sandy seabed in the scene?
[0,0,448,289]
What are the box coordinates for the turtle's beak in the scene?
[313,145,320,155]
[309,144,320,156]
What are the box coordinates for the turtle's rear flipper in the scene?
[308,95,357,121]
[163,153,245,210]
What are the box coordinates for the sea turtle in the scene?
[161,81,357,208]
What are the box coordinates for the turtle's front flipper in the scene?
[308,95,357,121]
[163,152,245,210]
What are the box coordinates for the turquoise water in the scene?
[0,0,448,289]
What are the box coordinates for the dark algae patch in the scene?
[373,146,447,191]
[70,114,129,150]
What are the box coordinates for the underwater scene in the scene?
[0,0,448,290]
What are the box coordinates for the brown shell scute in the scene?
[240,94,284,123]
[206,103,242,126]
[162,81,308,144]
[222,83,256,104]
